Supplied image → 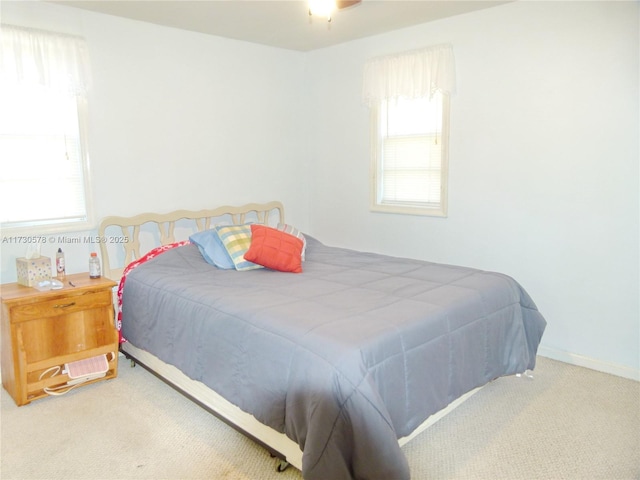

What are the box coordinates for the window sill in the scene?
[1,219,96,237]
[370,203,447,218]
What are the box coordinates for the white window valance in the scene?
[362,44,455,107]
[0,24,91,95]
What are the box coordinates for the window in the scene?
[0,25,92,232]
[362,44,455,217]
[0,85,91,230]
[371,93,449,216]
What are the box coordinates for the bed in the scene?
[98,201,546,480]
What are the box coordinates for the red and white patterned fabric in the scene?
[116,241,189,343]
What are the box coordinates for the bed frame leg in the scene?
[119,347,136,368]
[275,459,290,472]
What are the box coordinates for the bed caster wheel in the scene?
[276,459,290,472]
[130,359,136,368]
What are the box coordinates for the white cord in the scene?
[38,363,93,396]
[38,365,75,396]
[43,383,84,396]
[38,365,61,381]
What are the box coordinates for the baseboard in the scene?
[538,347,639,382]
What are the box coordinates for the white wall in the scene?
[1,1,638,379]
[0,1,310,279]
[305,1,639,378]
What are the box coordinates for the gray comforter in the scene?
[122,236,546,480]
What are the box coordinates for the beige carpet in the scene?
[1,356,638,480]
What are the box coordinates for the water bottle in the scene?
[89,252,101,279]
[56,248,66,279]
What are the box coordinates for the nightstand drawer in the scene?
[10,290,112,323]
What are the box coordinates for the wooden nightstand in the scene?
[1,273,119,405]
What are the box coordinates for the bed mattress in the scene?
[121,236,546,479]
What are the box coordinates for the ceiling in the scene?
[50,0,510,51]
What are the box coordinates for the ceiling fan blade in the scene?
[336,0,362,9]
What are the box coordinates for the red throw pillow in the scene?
[244,224,303,273]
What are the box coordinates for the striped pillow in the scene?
[277,223,306,261]
[214,224,263,271]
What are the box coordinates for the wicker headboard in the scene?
[98,201,284,280]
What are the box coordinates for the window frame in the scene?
[370,93,450,217]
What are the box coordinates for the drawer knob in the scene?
[54,302,76,308]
